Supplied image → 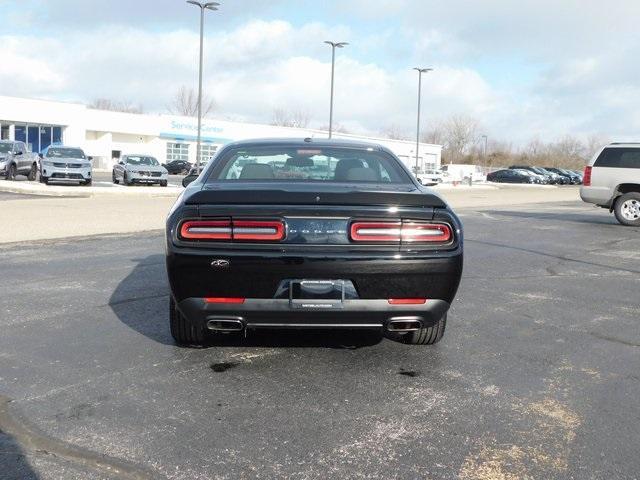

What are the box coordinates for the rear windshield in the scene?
[47,148,86,159]
[594,148,640,169]
[207,146,411,184]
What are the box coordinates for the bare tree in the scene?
[270,108,311,128]
[318,124,350,135]
[442,115,480,163]
[167,86,217,118]
[585,133,610,160]
[381,124,409,140]
[89,98,144,114]
[421,123,445,145]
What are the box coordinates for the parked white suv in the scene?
[580,143,640,226]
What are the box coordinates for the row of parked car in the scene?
[0,140,198,187]
[487,165,583,185]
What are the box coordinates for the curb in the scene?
[0,181,182,198]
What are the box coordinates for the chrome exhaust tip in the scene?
[387,316,423,332]
[206,317,245,332]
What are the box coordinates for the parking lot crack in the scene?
[0,394,164,479]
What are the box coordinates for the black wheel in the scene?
[6,164,16,181]
[160,180,168,187]
[614,192,640,227]
[170,297,205,346]
[389,314,447,345]
[27,163,37,181]
[123,172,132,186]
[41,176,49,185]
[83,179,92,186]
[112,171,119,184]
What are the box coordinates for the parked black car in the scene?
[163,160,192,175]
[544,167,582,184]
[166,138,463,347]
[509,165,565,184]
[487,169,537,183]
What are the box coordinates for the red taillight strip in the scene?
[388,298,427,305]
[205,297,245,304]
[350,222,402,242]
[179,219,285,242]
[583,166,592,187]
[401,223,451,243]
[350,221,452,243]
[180,220,232,240]
[233,220,285,241]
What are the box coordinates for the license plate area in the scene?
[290,280,344,309]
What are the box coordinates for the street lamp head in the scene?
[324,41,349,48]
[413,67,433,73]
[186,0,202,6]
[204,2,220,10]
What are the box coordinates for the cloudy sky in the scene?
[1,0,639,144]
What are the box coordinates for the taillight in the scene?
[179,219,285,242]
[583,166,592,186]
[232,220,285,241]
[205,297,245,304]
[180,220,232,240]
[401,223,451,243]
[388,298,427,305]
[350,222,402,242]
[350,221,452,244]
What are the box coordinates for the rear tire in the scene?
[391,313,447,345]
[170,297,205,347]
[614,192,640,227]
[160,180,168,187]
[41,176,49,185]
[112,171,119,184]
[27,163,37,181]
[83,179,92,186]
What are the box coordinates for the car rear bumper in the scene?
[580,185,613,207]
[177,297,451,331]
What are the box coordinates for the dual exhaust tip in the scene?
[206,317,423,333]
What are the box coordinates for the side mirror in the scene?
[182,174,198,188]
[14,151,22,156]
[38,153,44,159]
[88,156,94,161]
[118,161,125,166]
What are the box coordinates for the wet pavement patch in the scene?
[210,362,238,372]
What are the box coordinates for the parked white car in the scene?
[416,169,444,186]
[580,143,640,226]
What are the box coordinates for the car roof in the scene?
[606,142,640,147]
[221,137,387,151]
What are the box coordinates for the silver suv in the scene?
[580,143,640,226]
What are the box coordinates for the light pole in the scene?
[324,41,348,139]
[413,67,433,174]
[187,1,219,173]
[481,134,488,171]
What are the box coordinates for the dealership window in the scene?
[166,142,189,162]
[199,144,218,163]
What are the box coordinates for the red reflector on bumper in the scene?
[388,298,427,305]
[204,297,246,304]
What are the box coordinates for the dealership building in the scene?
[0,95,442,171]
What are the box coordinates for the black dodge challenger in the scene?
[166,138,463,346]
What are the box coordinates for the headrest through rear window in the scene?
[345,167,379,182]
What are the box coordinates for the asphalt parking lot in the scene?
[1,200,638,479]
